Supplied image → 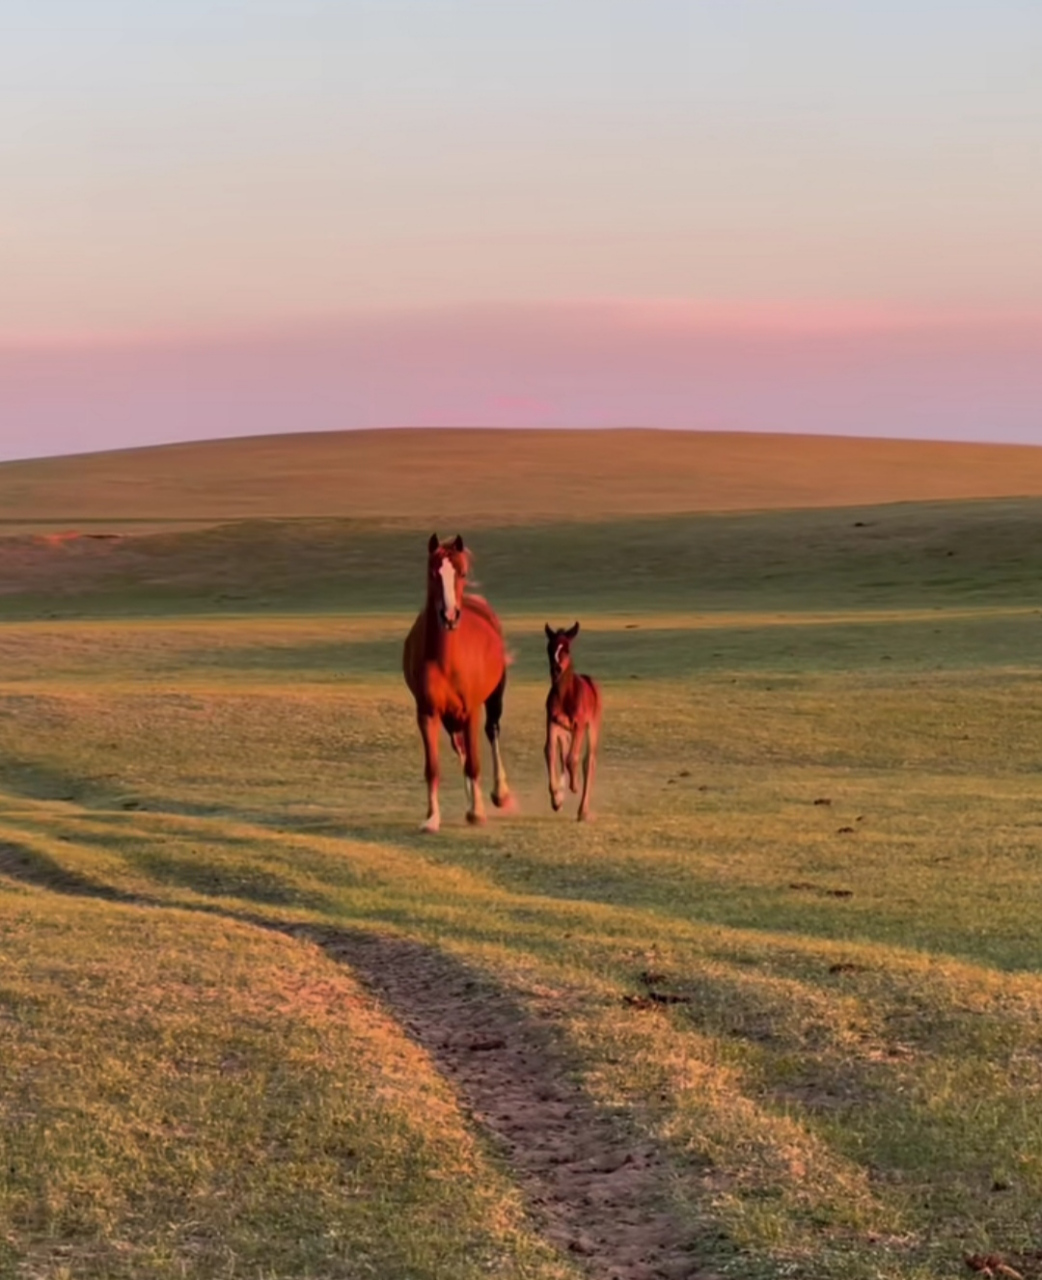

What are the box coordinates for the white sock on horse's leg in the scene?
[466,777,487,824]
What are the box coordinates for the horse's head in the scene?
[427,533,468,630]
[545,621,580,679]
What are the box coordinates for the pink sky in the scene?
[1,5,1039,459]
[2,302,1040,461]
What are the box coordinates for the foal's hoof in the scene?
[568,776,579,794]
[550,790,564,812]
[466,810,487,827]
[492,791,517,813]
[577,809,594,823]
[420,818,440,835]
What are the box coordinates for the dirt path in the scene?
[0,841,706,1278]
[295,925,707,1280]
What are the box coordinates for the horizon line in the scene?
[7,423,1042,470]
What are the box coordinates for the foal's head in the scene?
[427,533,468,630]
[545,622,580,679]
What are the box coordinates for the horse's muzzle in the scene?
[440,609,461,631]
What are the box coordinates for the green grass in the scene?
[3,497,1042,1277]
[0,892,575,1280]
[6,497,1042,619]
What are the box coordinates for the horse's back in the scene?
[460,596,510,684]
[463,593,504,639]
[581,674,603,723]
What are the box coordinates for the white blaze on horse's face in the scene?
[437,556,461,629]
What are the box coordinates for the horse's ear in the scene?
[566,621,580,639]
[452,534,465,552]
[428,533,439,554]
[545,623,555,641]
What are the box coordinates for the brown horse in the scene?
[403,534,514,832]
[544,622,602,822]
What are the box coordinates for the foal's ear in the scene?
[545,623,555,641]
[452,533,465,552]
[566,621,580,640]
[428,532,440,554]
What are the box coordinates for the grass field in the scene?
[3,431,1042,1279]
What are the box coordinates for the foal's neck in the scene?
[551,664,576,694]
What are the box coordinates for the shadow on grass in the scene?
[0,842,711,1280]
[0,839,141,904]
[133,849,334,912]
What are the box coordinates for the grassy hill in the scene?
[5,427,1042,530]
[4,429,1042,1279]
[3,498,1042,620]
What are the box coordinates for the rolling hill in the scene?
[3,428,1042,530]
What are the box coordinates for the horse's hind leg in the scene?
[566,728,581,794]
[545,721,566,811]
[444,716,466,770]
[577,721,599,822]
[484,672,514,810]
[463,715,487,825]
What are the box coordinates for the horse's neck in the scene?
[551,666,576,699]
[424,602,457,665]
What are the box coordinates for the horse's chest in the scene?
[423,663,469,716]
[550,683,584,729]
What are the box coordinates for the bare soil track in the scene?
[0,841,707,1278]
[296,925,710,1280]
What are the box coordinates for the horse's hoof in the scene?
[420,818,440,834]
[577,809,594,823]
[492,791,517,813]
[568,777,579,794]
[550,791,564,811]
[466,810,487,826]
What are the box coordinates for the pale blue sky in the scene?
[2,1,1040,333]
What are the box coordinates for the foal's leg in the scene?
[545,720,566,811]
[578,720,599,822]
[484,673,514,809]
[418,712,442,833]
[463,715,487,825]
[566,725,582,794]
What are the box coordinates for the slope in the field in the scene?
[5,428,1042,529]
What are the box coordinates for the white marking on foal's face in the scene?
[553,641,569,673]
[437,557,460,628]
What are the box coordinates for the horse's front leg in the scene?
[418,711,442,833]
[462,715,487,825]
[545,720,565,811]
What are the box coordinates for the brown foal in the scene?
[544,622,602,821]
